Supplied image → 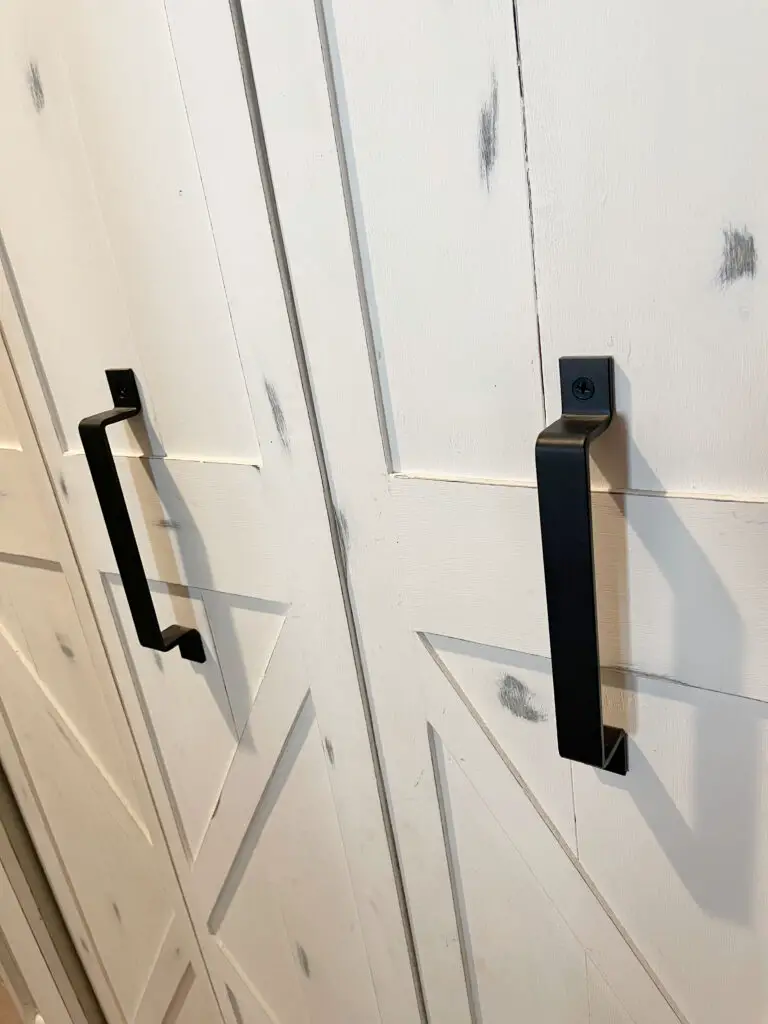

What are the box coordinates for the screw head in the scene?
[572,376,595,401]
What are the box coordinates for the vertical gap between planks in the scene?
[224,2,429,1019]
[511,1,547,427]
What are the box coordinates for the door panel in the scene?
[0,0,420,1020]
[241,0,768,1020]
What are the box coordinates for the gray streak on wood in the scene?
[264,379,290,451]
[27,62,45,113]
[226,986,244,1024]
[56,633,75,660]
[296,943,311,978]
[719,226,756,286]
[478,71,499,190]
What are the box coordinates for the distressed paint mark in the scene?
[719,226,756,286]
[225,986,244,1024]
[111,902,122,924]
[52,716,75,750]
[155,518,180,531]
[478,71,499,190]
[334,504,349,568]
[264,379,290,451]
[59,474,69,499]
[27,62,45,113]
[56,633,75,660]
[323,737,335,766]
[79,937,89,955]
[296,943,311,978]
[497,674,546,722]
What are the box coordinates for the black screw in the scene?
[572,377,595,401]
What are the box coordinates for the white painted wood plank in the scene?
[192,618,308,914]
[0,374,23,451]
[215,837,310,1024]
[435,735,589,1023]
[259,712,380,1024]
[136,919,223,1024]
[0,561,143,814]
[519,0,768,498]
[321,0,541,477]
[426,665,680,1024]
[201,591,287,740]
[134,917,193,1024]
[575,673,768,1023]
[170,974,223,1024]
[423,632,576,850]
[63,455,286,602]
[107,579,239,860]
[213,950,275,1024]
[587,962,633,1024]
[0,452,58,562]
[393,476,768,705]
[215,700,380,1024]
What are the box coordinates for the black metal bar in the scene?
[78,369,205,664]
[535,356,627,774]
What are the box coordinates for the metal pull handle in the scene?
[535,356,627,774]
[78,369,205,664]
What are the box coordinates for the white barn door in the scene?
[0,0,420,1022]
[238,0,768,1022]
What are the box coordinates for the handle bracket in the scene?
[79,369,205,664]
[535,356,627,775]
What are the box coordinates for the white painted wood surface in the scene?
[0,0,420,1021]
[518,0,768,500]
[242,0,768,1020]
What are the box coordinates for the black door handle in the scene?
[535,356,627,774]
[78,369,205,664]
